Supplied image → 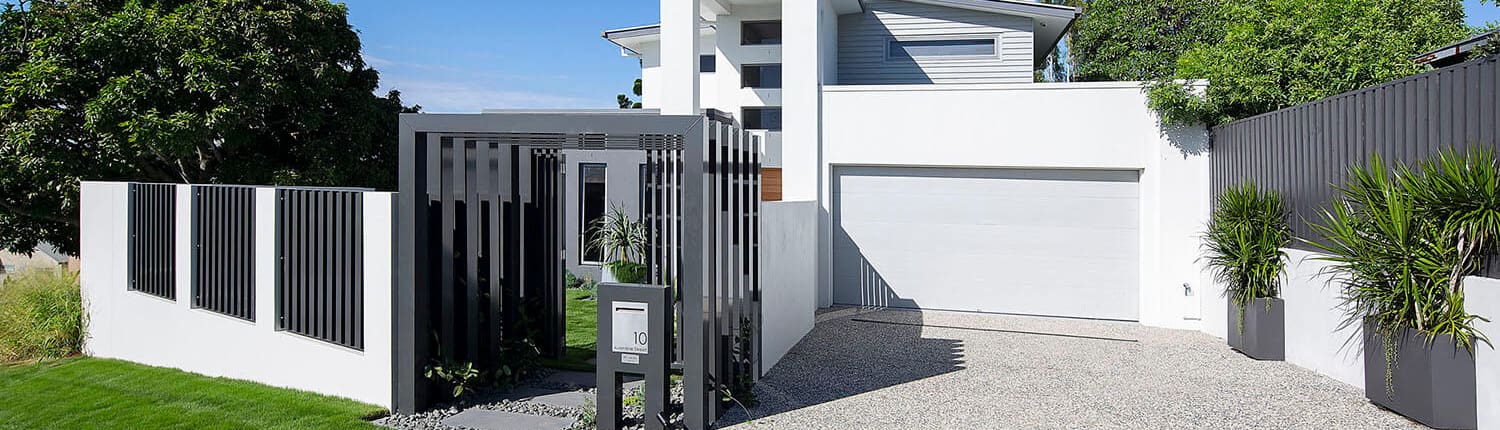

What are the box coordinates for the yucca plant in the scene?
[1309,150,1496,397]
[589,204,648,284]
[1202,182,1291,334]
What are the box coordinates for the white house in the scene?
[600,0,1218,334]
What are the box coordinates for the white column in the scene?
[660,0,701,115]
[781,0,820,202]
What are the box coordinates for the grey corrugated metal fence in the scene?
[276,188,365,350]
[191,185,257,321]
[1212,54,1499,249]
[128,183,177,300]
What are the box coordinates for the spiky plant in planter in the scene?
[1309,149,1496,428]
[1203,182,1291,360]
[590,205,649,284]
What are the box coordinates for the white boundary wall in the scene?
[819,82,1214,330]
[1203,248,1500,425]
[80,181,394,409]
[759,200,818,373]
[1468,276,1500,429]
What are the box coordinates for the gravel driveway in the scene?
[717,307,1419,430]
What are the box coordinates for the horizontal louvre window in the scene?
[128,183,177,300]
[741,21,782,45]
[888,38,997,59]
[742,107,782,131]
[191,186,257,321]
[741,64,782,89]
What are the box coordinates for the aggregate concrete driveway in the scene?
[717,307,1420,430]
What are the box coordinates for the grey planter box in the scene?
[1226,298,1284,360]
[1363,322,1477,429]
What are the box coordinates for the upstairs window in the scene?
[741,21,782,45]
[701,55,716,73]
[742,107,782,131]
[888,38,997,60]
[741,64,782,89]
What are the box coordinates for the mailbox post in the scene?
[596,282,672,430]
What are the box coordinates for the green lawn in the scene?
[543,288,598,372]
[0,358,385,430]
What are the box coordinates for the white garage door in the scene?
[833,167,1141,320]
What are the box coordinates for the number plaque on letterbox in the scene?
[611,301,649,354]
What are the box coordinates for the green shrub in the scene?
[0,269,84,362]
[1310,149,1498,352]
[1202,182,1292,318]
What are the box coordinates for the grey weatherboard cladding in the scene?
[1211,54,1499,252]
[128,183,178,300]
[191,185,257,321]
[275,188,365,350]
[396,111,763,430]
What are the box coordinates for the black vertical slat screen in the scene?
[191,185,257,320]
[276,189,365,350]
[1211,55,1500,276]
[128,183,178,300]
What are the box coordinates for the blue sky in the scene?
[346,0,1500,113]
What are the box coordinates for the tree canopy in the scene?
[1067,0,1226,82]
[0,0,416,255]
[1145,0,1468,126]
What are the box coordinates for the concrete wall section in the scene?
[1469,276,1500,429]
[80,182,395,409]
[759,201,819,373]
[819,82,1212,328]
[1280,249,1364,389]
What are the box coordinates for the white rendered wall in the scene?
[1279,249,1365,389]
[1468,276,1500,429]
[659,0,702,115]
[759,201,818,373]
[80,182,395,409]
[818,82,1212,329]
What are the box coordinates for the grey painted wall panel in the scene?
[1212,55,1500,275]
[838,0,1034,85]
[831,166,1141,320]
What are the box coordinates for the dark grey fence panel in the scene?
[1212,55,1500,251]
[128,183,177,300]
[397,112,764,428]
[276,189,364,350]
[191,185,257,321]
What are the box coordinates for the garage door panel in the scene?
[834,196,1139,230]
[833,167,1141,320]
[834,223,1140,259]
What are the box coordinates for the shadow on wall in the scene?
[1163,123,1210,157]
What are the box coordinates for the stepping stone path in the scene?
[441,410,576,430]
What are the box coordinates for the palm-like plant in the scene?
[1310,151,1496,351]
[1202,182,1291,333]
[588,204,648,284]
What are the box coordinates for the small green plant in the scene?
[589,204,649,283]
[1309,149,1499,397]
[565,270,581,289]
[1201,182,1291,335]
[0,269,84,362]
[423,358,481,399]
[577,397,598,429]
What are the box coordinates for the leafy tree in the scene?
[616,78,642,109]
[1148,0,1467,126]
[0,0,417,255]
[1068,0,1227,82]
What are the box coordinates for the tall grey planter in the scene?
[1226,298,1284,360]
[1363,323,1477,429]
